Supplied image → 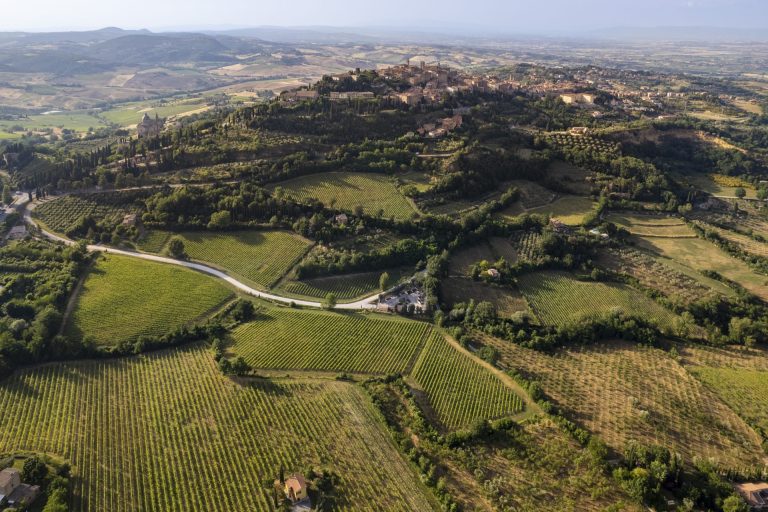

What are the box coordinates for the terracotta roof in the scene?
[285,474,306,493]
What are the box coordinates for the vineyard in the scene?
[517,271,679,329]
[35,195,132,235]
[66,255,233,345]
[140,230,312,289]
[690,367,768,443]
[482,336,765,467]
[410,331,524,430]
[278,268,406,300]
[0,345,435,512]
[511,231,542,263]
[231,309,431,374]
[270,172,418,220]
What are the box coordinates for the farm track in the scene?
[18,196,389,311]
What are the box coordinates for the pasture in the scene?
[101,98,209,127]
[0,345,434,512]
[606,213,695,238]
[482,337,765,467]
[526,195,596,225]
[140,230,312,289]
[66,255,233,345]
[231,309,431,374]
[636,235,768,301]
[410,331,525,430]
[517,271,678,329]
[270,172,418,219]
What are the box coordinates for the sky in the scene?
[1,0,766,33]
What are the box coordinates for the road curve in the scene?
[18,196,381,310]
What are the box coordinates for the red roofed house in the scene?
[283,473,308,504]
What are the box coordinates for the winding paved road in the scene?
[17,195,383,310]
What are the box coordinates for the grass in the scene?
[0,111,106,134]
[526,195,596,225]
[636,235,768,302]
[278,268,408,300]
[139,230,312,289]
[271,172,418,220]
[482,337,765,468]
[230,309,431,374]
[101,99,209,126]
[0,344,435,511]
[410,331,525,430]
[517,271,678,329]
[66,255,233,345]
[675,172,758,199]
[606,213,695,238]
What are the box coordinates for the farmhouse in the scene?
[137,113,164,138]
[334,213,349,225]
[281,473,311,509]
[736,482,768,509]
[568,127,589,136]
[281,90,319,103]
[0,468,40,508]
[0,468,20,501]
[122,213,138,227]
[560,93,596,105]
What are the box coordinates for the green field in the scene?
[140,230,312,289]
[278,268,407,300]
[607,213,695,237]
[517,271,678,328]
[66,255,233,345]
[101,99,209,127]
[526,195,596,225]
[636,234,768,302]
[0,345,434,512]
[271,172,418,219]
[231,309,431,374]
[410,331,524,430]
[0,111,107,135]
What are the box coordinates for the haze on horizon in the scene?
[2,0,766,34]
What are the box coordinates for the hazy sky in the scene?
[2,0,766,32]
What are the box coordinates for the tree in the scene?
[166,236,187,259]
[379,272,390,291]
[208,210,231,230]
[324,293,337,310]
[734,187,746,199]
[1,184,11,205]
[723,495,749,512]
[22,456,48,485]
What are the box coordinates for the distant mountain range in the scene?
[0,28,297,74]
